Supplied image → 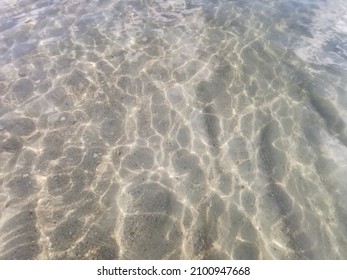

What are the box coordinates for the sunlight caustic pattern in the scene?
[0,0,346,259]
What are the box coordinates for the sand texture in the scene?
[0,0,347,259]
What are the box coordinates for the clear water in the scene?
[0,0,346,259]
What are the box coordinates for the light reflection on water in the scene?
[0,0,346,259]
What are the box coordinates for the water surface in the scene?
[0,0,347,259]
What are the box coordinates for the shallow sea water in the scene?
[0,0,347,259]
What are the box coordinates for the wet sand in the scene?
[0,0,347,259]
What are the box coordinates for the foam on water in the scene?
[0,0,346,259]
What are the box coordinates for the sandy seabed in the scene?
[0,0,347,259]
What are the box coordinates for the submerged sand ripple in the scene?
[0,0,347,259]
